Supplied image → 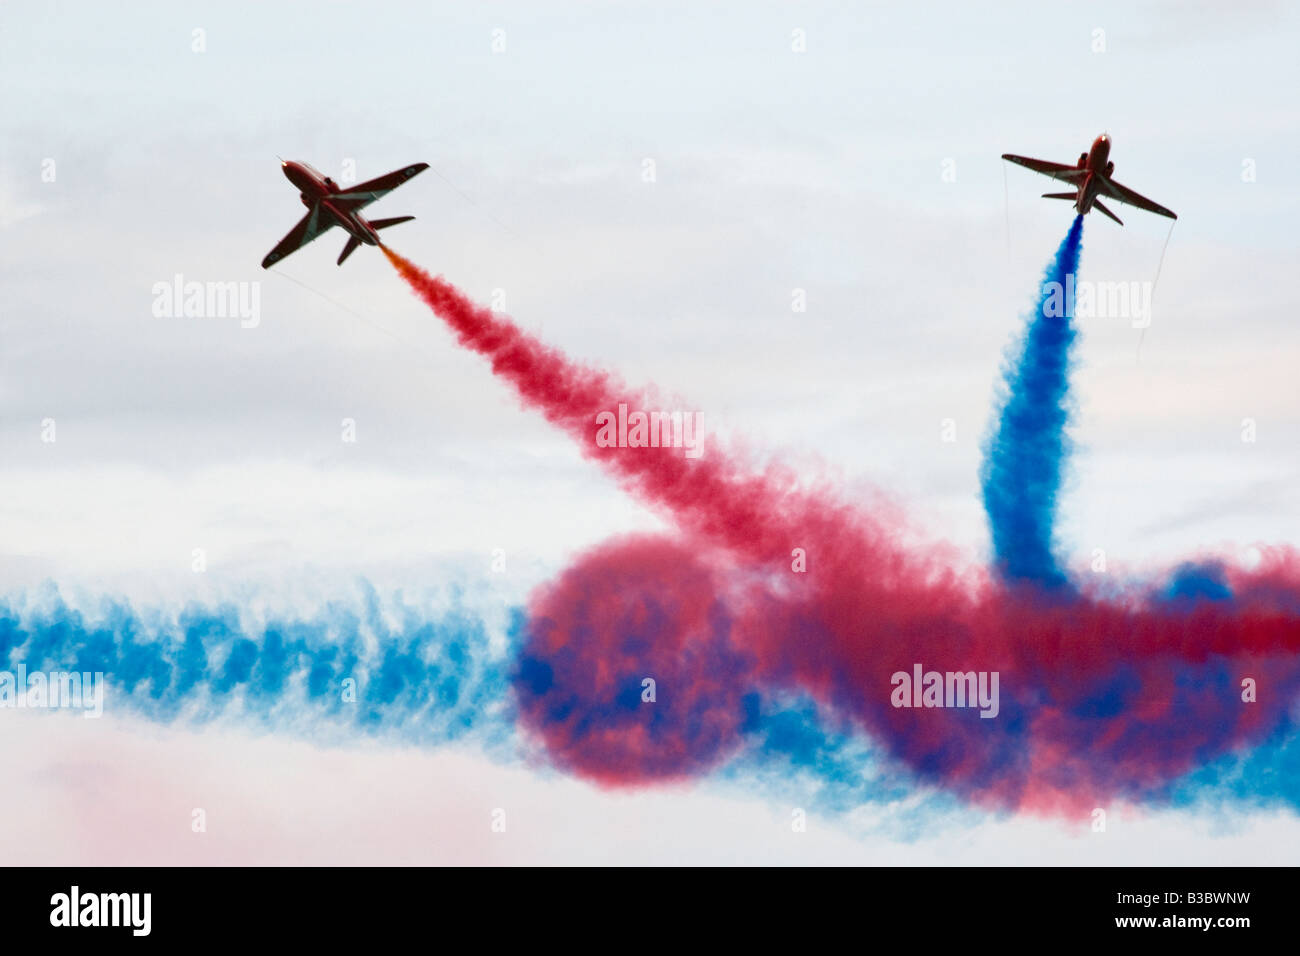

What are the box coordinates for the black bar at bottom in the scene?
[1,865,1289,943]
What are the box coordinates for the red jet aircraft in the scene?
[261,160,429,267]
[1001,135,1176,225]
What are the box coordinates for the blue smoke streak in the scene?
[0,586,950,824]
[1168,725,1300,814]
[981,215,1085,590]
[6,583,1298,821]
[0,587,518,750]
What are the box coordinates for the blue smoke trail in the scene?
[981,215,1085,590]
[7,584,1299,823]
[0,587,518,750]
[0,586,942,826]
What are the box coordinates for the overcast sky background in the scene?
[1,0,1297,863]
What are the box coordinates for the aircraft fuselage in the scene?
[281,161,381,246]
[1073,135,1113,215]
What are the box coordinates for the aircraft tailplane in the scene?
[1093,199,1124,226]
[369,216,416,231]
[337,236,361,265]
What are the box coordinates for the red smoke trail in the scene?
[384,246,1300,816]
[381,245,862,564]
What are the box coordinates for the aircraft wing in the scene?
[331,162,430,211]
[261,205,336,268]
[1001,154,1088,185]
[1100,177,1177,220]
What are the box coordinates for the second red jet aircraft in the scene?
[262,159,429,268]
[1002,135,1176,224]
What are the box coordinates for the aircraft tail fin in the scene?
[369,216,416,231]
[1041,192,1077,200]
[337,236,361,265]
[1093,198,1124,226]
